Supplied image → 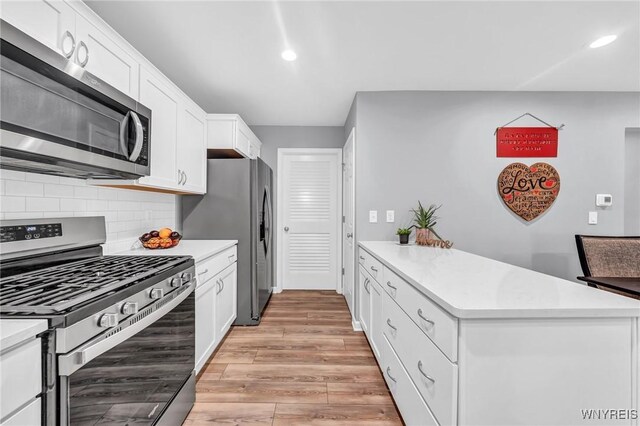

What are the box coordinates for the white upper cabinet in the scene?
[74,15,139,98]
[206,114,262,159]
[0,0,76,57]
[2,0,208,194]
[178,100,207,194]
[1,1,138,98]
[137,67,179,188]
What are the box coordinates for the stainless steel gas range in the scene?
[0,217,196,425]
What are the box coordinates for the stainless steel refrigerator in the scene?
[182,158,274,325]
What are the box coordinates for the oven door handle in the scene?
[58,282,194,377]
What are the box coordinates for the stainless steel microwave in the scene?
[0,20,151,179]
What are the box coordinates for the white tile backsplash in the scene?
[0,170,177,243]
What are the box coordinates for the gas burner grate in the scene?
[0,255,187,314]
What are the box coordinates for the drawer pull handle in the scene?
[418,361,435,383]
[228,254,235,260]
[198,269,209,276]
[386,281,397,290]
[370,266,378,272]
[386,318,397,331]
[386,367,397,383]
[417,309,435,325]
[359,255,365,260]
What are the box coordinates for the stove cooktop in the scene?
[0,255,189,315]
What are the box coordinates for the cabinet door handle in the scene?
[418,361,435,383]
[386,318,397,331]
[61,30,76,58]
[77,40,89,67]
[386,281,397,290]
[364,278,370,293]
[215,279,222,294]
[370,266,378,272]
[386,367,397,383]
[183,171,188,185]
[177,169,183,184]
[417,309,435,325]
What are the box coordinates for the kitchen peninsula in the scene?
[358,241,640,425]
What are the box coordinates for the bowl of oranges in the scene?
[139,227,182,249]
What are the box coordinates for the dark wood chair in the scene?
[575,235,640,299]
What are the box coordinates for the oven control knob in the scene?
[150,288,164,299]
[170,277,182,287]
[121,302,139,315]
[98,313,118,328]
[180,272,193,285]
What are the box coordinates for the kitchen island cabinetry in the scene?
[358,241,640,426]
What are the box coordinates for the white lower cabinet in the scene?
[383,289,457,425]
[195,277,216,373]
[357,265,371,335]
[2,397,41,426]
[369,279,383,362]
[194,247,238,374]
[382,335,438,426]
[214,263,237,343]
[0,338,41,422]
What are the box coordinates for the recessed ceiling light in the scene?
[281,50,297,61]
[589,35,617,49]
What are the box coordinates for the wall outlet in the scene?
[386,210,395,223]
[588,211,598,225]
[369,210,378,223]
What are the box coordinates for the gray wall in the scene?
[251,126,346,174]
[349,91,640,281]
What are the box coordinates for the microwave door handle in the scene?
[57,283,194,377]
[128,111,144,162]
[119,111,131,159]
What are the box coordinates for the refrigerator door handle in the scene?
[264,186,272,256]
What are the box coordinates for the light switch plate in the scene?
[588,211,598,225]
[369,210,378,223]
[386,210,395,223]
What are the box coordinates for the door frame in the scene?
[276,148,343,293]
[342,128,358,327]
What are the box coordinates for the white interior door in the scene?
[343,129,356,315]
[279,149,342,290]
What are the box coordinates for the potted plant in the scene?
[411,201,442,245]
[396,227,412,245]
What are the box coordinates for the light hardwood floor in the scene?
[185,290,403,425]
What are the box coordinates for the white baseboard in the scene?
[352,319,362,331]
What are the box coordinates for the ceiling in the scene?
[86,1,640,126]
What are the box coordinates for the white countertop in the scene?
[360,241,640,319]
[0,319,48,350]
[104,239,237,263]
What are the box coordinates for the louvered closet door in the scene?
[281,151,341,290]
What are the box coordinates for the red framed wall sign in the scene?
[496,127,558,158]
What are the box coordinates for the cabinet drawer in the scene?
[358,248,383,282]
[2,397,40,426]
[383,266,458,362]
[0,338,41,420]
[383,291,458,425]
[382,335,438,426]
[196,246,237,288]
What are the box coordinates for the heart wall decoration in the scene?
[498,162,561,222]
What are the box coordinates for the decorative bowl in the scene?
[139,233,182,250]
